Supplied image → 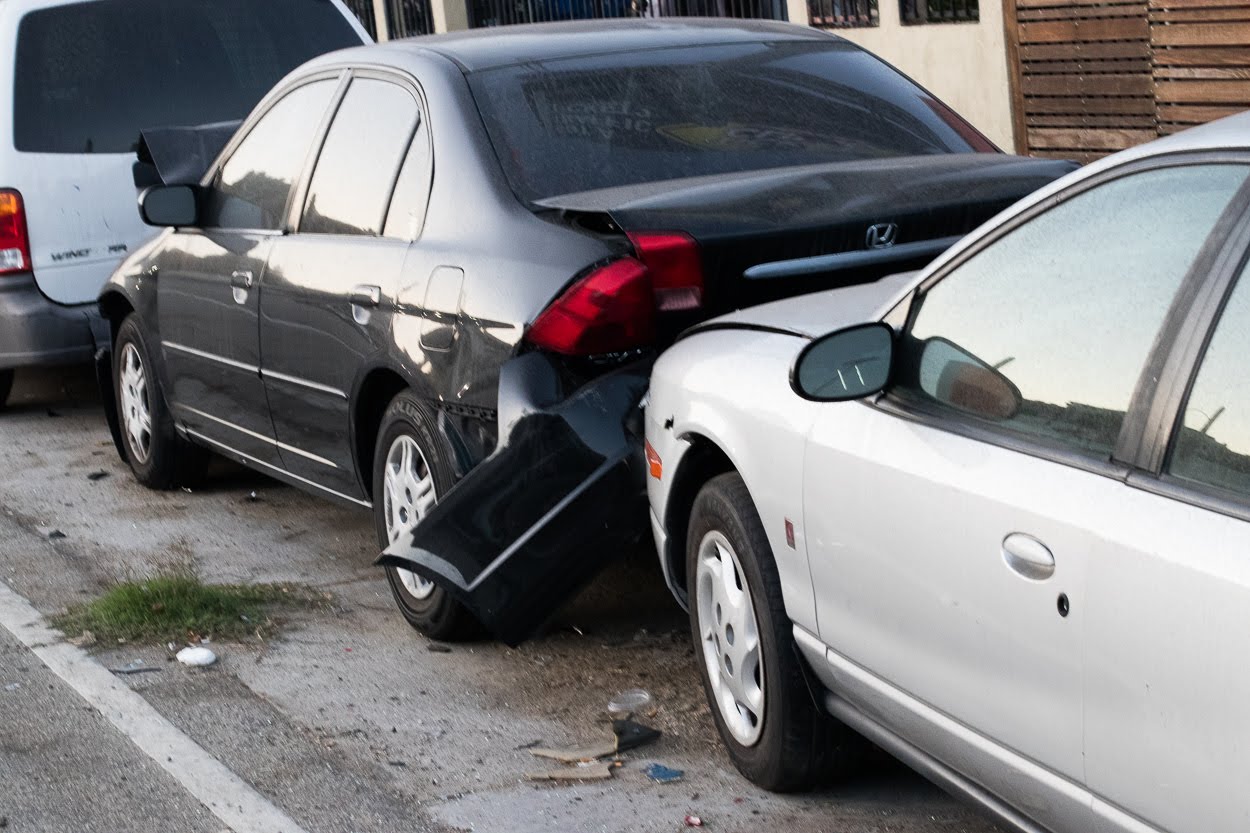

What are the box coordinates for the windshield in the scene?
[13,0,362,154]
[468,40,992,202]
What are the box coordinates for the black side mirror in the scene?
[138,185,198,227]
[918,337,1022,420]
[792,322,893,402]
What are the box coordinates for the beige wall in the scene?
[787,0,1017,150]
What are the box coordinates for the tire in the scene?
[0,369,13,410]
[113,314,208,489]
[373,390,480,642]
[686,472,861,792]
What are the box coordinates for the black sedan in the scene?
[99,20,1075,644]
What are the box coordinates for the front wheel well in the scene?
[664,435,735,599]
[98,291,135,342]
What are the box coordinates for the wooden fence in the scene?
[1006,0,1250,159]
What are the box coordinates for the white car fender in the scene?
[647,327,823,633]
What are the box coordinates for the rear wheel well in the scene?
[354,369,409,500]
[665,435,735,598]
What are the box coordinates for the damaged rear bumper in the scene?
[377,353,652,646]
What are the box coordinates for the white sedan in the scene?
[645,112,1250,833]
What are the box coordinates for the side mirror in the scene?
[138,185,198,227]
[918,337,1022,420]
[792,322,893,402]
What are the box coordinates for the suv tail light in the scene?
[0,190,30,276]
[525,230,704,356]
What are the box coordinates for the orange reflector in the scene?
[644,439,662,480]
[0,193,18,217]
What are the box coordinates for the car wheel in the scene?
[373,390,479,642]
[687,471,859,791]
[114,314,208,489]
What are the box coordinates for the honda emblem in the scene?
[865,222,899,250]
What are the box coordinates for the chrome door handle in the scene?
[350,284,381,308]
[1002,533,1055,581]
[230,270,254,289]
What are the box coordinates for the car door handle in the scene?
[350,285,381,308]
[1002,533,1055,581]
[230,270,254,289]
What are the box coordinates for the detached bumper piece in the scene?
[378,353,652,646]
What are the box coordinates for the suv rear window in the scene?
[467,40,993,202]
[14,0,361,154]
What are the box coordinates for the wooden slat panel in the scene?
[1022,73,1155,94]
[1150,0,1250,9]
[1028,112,1159,126]
[1024,58,1153,73]
[1155,78,1250,100]
[1028,126,1157,147]
[1151,21,1250,44]
[1019,4,1144,19]
[1020,16,1149,39]
[1150,6,1250,20]
[1019,0,1142,8]
[1155,65,1250,78]
[1153,45,1250,63]
[1028,149,1108,163]
[1156,103,1249,120]
[1021,40,1152,58]
[1023,95,1157,113]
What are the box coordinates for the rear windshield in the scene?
[468,41,993,202]
[14,0,361,154]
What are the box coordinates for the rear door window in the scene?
[300,79,420,236]
[13,0,361,154]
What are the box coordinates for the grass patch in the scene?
[53,574,323,644]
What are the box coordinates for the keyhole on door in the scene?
[1056,593,1070,618]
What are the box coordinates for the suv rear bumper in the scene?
[0,275,105,370]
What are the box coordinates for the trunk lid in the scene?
[538,154,1078,313]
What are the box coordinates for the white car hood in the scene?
[694,271,921,340]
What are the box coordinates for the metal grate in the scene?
[808,0,878,27]
[386,0,436,36]
[468,0,787,27]
[901,0,978,23]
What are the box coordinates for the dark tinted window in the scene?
[302,79,419,236]
[204,80,337,230]
[13,0,360,154]
[897,164,1249,459]
[383,118,433,241]
[467,41,991,201]
[1170,266,1250,500]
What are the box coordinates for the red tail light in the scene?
[525,257,656,355]
[525,230,704,356]
[629,231,703,312]
[0,190,31,276]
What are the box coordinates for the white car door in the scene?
[1085,254,1250,833]
[803,160,1250,833]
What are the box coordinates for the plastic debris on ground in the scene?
[684,815,703,827]
[86,470,110,481]
[642,763,684,784]
[4,683,19,692]
[176,646,217,667]
[607,688,653,719]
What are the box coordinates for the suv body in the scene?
[0,0,367,400]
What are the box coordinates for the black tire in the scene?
[0,369,14,410]
[686,472,861,792]
[113,314,208,490]
[373,390,480,642]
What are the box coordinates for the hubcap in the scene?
[119,343,152,463]
[383,434,438,600]
[695,530,764,746]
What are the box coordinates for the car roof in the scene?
[349,18,839,72]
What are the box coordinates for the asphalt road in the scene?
[0,365,1002,833]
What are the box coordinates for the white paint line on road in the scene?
[0,578,312,833]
